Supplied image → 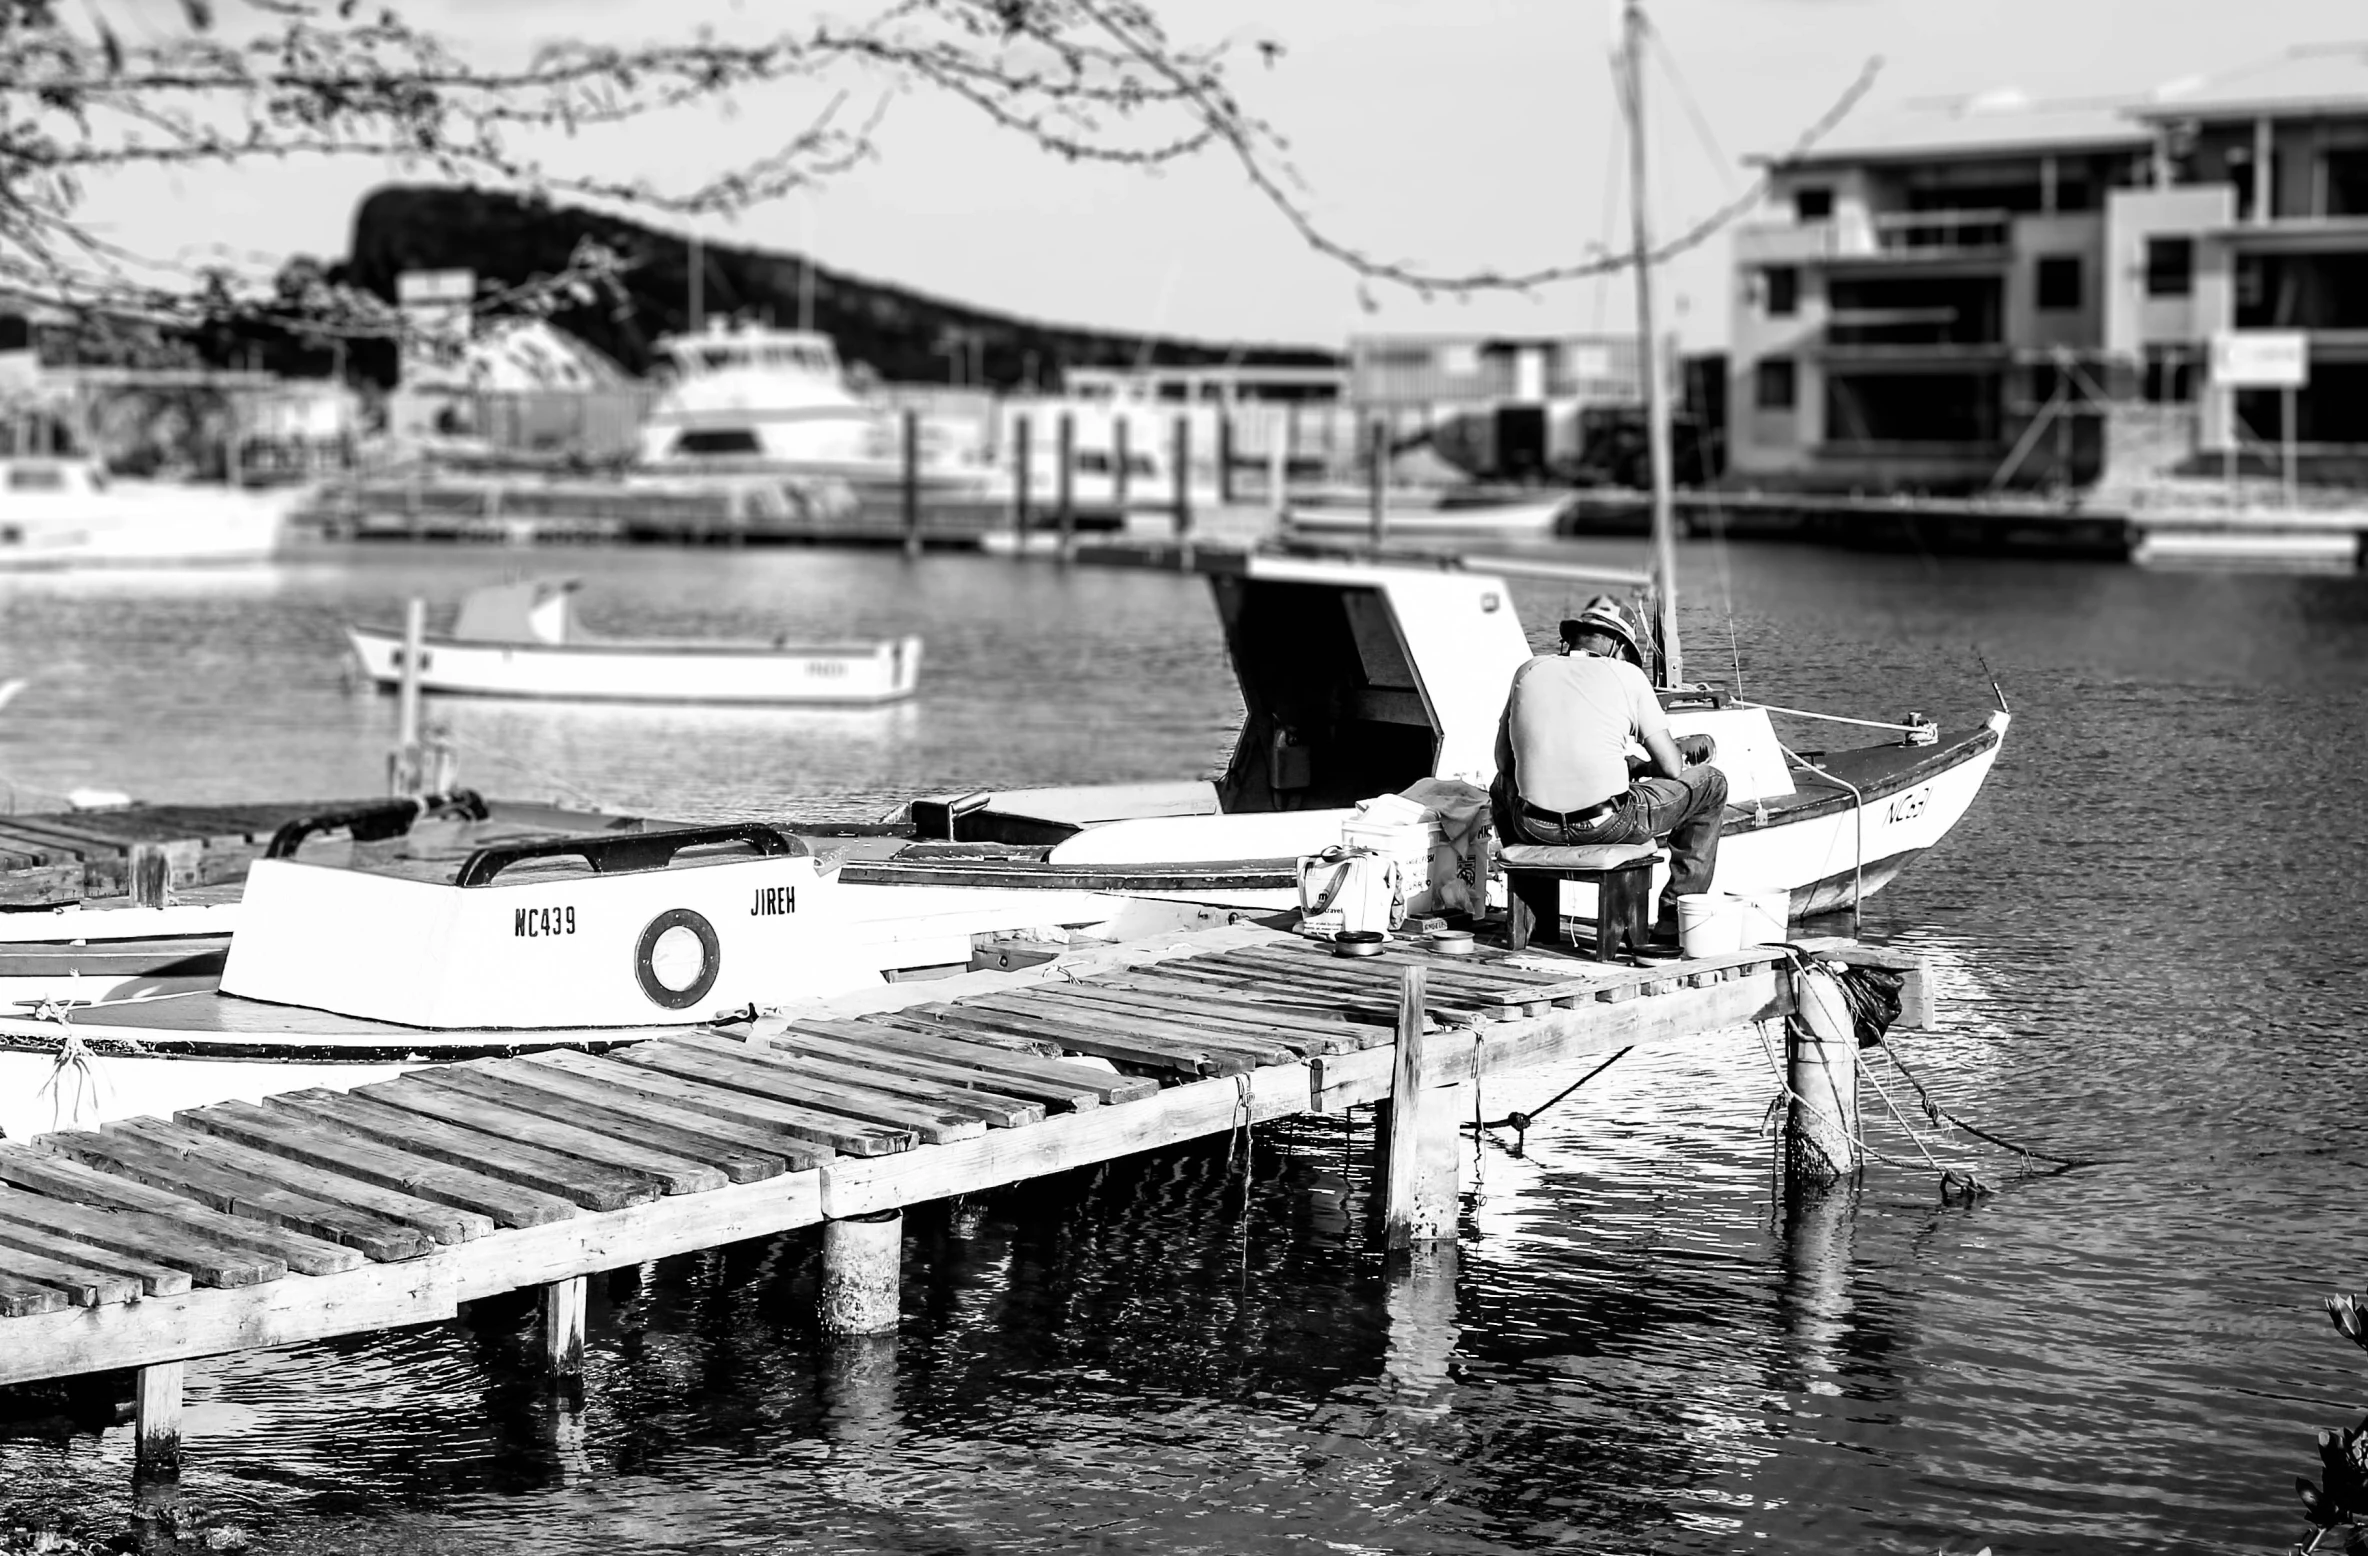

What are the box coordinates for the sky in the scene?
[60,0,2368,358]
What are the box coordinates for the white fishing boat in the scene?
[882,8,2009,929]
[345,579,924,706]
[1280,493,1574,541]
[0,456,294,567]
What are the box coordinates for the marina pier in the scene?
[0,922,1921,1484]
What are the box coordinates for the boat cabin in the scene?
[908,553,1801,852]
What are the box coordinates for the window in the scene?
[2036,256,2082,311]
[2145,236,2194,297]
[1794,186,1833,221]
[5,465,64,492]
[1765,266,1800,317]
[1755,358,1797,411]
[673,428,764,455]
[2143,347,2195,404]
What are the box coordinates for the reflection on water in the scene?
[1,539,2365,1553]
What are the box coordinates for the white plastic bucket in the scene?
[1728,889,1791,945]
[1674,892,1743,957]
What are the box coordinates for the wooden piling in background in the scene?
[1171,416,1193,567]
[1112,417,1132,521]
[129,844,171,910]
[1012,414,1033,545]
[1055,412,1077,564]
[900,408,922,562]
[1367,416,1389,546]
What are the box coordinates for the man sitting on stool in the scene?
[1490,595,1727,939]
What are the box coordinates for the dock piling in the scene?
[129,843,171,910]
[821,1210,902,1335]
[1172,415,1193,569]
[133,1360,183,1479]
[1055,412,1076,564]
[1012,414,1033,545]
[388,597,427,798]
[900,408,922,562]
[1784,960,1862,1186]
[1381,966,1459,1250]
[1269,423,1289,521]
[1367,416,1388,546]
[1113,417,1132,521]
[541,1274,588,1381]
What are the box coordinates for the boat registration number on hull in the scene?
[516,906,578,937]
[1884,787,1930,827]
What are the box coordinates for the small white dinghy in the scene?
[345,579,923,706]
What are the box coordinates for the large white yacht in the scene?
[633,321,996,496]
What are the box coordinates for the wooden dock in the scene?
[0,922,1896,1450]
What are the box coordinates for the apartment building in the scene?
[1728,47,2368,493]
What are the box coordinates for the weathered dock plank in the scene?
[0,1149,356,1277]
[42,1126,436,1263]
[667,1031,1045,1129]
[397,1066,784,1187]
[750,1021,1099,1112]
[262,1092,662,1211]
[0,1214,194,1296]
[606,1045,926,1154]
[188,1099,580,1230]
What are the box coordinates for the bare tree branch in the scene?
[0,0,1880,343]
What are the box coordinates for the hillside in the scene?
[342,185,1341,387]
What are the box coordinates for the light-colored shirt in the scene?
[1497,651,1668,812]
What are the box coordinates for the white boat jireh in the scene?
[345,579,924,705]
[0,456,295,567]
[0,812,1237,1144]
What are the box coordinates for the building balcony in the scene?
[2214,215,2368,253]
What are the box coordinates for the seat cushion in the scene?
[1498,842,1663,872]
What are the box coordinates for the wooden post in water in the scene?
[1215,412,1235,506]
[389,597,426,797]
[129,843,171,910]
[1382,965,1458,1250]
[821,1209,902,1334]
[1367,415,1388,546]
[1171,415,1193,566]
[1055,411,1077,563]
[1012,413,1033,544]
[1784,959,1862,1186]
[900,407,922,561]
[134,1360,183,1479]
[1269,415,1290,521]
[542,1275,588,1383]
[1112,416,1132,523]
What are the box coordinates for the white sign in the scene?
[2211,330,2309,389]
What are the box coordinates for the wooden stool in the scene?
[1498,843,1664,960]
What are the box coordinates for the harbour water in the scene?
[0,539,2363,1554]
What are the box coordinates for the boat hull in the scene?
[346,626,923,705]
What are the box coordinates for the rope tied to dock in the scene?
[1878,1043,2106,1171]
[1465,1045,1635,1154]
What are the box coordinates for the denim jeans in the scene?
[1496,765,1729,902]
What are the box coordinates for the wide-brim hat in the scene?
[1559,595,1643,661]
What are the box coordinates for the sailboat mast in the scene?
[1621,0,1683,686]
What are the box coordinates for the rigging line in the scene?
[1736,700,1930,734]
[1591,82,1626,335]
[1642,19,1743,199]
[1780,742,1864,910]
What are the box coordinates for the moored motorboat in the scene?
[344,578,924,705]
[1280,493,1574,541]
[0,809,1240,1143]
